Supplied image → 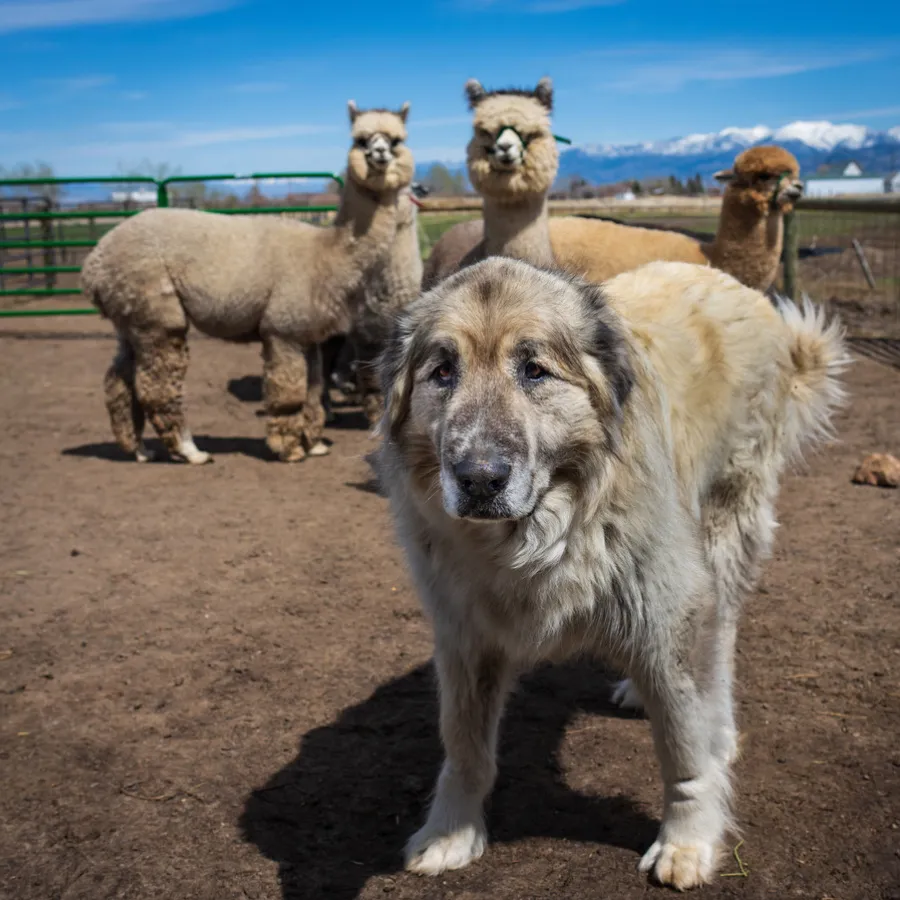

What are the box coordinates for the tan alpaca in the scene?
[423,77,802,293]
[83,101,414,463]
[325,186,423,426]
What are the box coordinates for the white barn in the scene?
[805,161,886,198]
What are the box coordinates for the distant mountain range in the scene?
[418,120,900,187]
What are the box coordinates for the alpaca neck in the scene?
[706,192,784,290]
[331,177,400,278]
[482,193,554,268]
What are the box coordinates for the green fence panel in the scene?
[0,171,344,315]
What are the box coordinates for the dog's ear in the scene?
[576,282,634,426]
[379,309,417,437]
[464,79,486,109]
[534,77,553,110]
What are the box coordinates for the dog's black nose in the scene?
[454,455,511,499]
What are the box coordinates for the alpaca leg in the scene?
[353,338,385,429]
[262,334,310,462]
[304,345,329,457]
[103,335,155,462]
[133,328,210,465]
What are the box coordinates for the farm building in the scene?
[805,161,886,198]
[110,189,157,205]
[889,171,900,193]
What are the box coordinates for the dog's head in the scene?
[379,258,634,522]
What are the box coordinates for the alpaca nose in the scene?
[453,454,511,499]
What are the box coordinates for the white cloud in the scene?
[0,0,239,33]
[465,0,625,11]
[229,81,288,95]
[72,122,341,157]
[41,74,115,92]
[589,44,892,93]
[121,90,149,101]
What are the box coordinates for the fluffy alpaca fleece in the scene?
[83,102,414,463]
[375,257,846,890]
[323,187,423,426]
[422,82,802,294]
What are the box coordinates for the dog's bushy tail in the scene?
[774,294,849,463]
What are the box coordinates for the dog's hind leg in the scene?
[104,334,154,462]
[703,472,779,764]
[405,642,514,876]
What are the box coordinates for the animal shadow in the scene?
[227,375,263,403]
[239,660,656,900]
[63,434,276,462]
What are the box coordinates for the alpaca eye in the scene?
[355,137,368,148]
[431,361,455,387]
[391,138,402,148]
[523,361,549,382]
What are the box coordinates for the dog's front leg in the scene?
[635,654,732,890]
[405,640,514,876]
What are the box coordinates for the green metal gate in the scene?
[0,172,343,317]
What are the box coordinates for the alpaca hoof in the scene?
[135,444,156,463]
[307,440,331,457]
[281,445,307,463]
[186,451,213,465]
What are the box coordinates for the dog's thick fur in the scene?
[375,258,846,889]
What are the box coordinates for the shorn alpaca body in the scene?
[422,77,802,293]
[83,102,414,463]
[323,186,423,426]
[377,257,846,889]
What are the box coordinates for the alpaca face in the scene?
[715,145,803,215]
[346,103,415,193]
[464,79,558,201]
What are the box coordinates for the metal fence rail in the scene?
[0,172,343,315]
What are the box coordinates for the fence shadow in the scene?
[239,659,654,900]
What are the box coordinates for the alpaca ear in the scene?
[713,168,734,183]
[398,101,410,123]
[379,311,417,436]
[465,79,486,109]
[534,77,553,110]
[347,100,360,123]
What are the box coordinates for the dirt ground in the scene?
[1,319,898,900]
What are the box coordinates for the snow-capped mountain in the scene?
[556,120,900,184]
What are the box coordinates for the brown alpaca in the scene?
[83,101,414,463]
[423,78,802,294]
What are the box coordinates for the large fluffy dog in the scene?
[375,257,846,889]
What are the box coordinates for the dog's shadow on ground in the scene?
[239,660,656,900]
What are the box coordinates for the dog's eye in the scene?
[523,361,549,382]
[431,361,455,387]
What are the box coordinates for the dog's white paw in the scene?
[638,839,717,890]
[611,678,644,711]
[405,823,486,875]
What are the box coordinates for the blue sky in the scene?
[1,0,899,177]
